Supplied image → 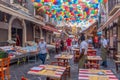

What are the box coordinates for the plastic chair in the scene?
[0,57,10,80]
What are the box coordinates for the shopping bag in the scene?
[46,53,50,60]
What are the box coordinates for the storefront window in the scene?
[107,30,110,39]
[113,26,117,48]
[35,26,40,38]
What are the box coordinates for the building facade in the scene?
[98,0,120,54]
[0,0,58,46]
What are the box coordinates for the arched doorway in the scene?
[8,16,26,46]
[11,19,23,46]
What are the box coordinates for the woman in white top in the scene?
[101,35,108,67]
[79,36,88,68]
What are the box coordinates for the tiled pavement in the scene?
[10,49,120,80]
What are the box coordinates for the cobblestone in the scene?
[9,50,120,80]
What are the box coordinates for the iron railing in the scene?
[0,0,34,17]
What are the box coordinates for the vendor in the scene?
[16,34,20,46]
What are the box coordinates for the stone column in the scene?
[50,34,53,44]
[22,19,26,46]
[118,17,120,54]
[40,27,43,38]
[46,32,48,43]
[8,16,16,40]
[33,25,35,40]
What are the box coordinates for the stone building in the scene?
[98,0,120,54]
[0,0,58,46]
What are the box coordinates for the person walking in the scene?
[37,37,48,64]
[78,36,88,68]
[87,37,93,47]
[60,39,64,52]
[55,39,60,54]
[94,35,98,48]
[78,33,85,45]
[66,37,72,53]
[100,35,108,67]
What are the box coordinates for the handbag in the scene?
[46,53,50,60]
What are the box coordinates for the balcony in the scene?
[34,8,45,22]
[0,0,31,16]
[12,3,29,13]
[10,0,29,13]
[108,0,120,16]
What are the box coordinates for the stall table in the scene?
[28,65,66,80]
[87,49,97,56]
[27,50,38,63]
[78,69,118,80]
[87,56,102,61]
[88,47,94,49]
[0,46,38,64]
[55,54,73,66]
[85,56,102,69]
[73,48,80,62]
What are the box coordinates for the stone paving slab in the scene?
[9,50,120,80]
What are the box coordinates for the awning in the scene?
[0,3,45,26]
[42,26,60,33]
[98,9,120,32]
[109,3,120,16]
[83,22,97,33]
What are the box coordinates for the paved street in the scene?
[10,50,120,80]
[0,0,120,80]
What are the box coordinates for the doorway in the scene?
[12,28,23,46]
[11,19,23,46]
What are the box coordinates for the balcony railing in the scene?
[0,0,19,10]
[13,0,27,8]
[0,0,33,17]
[108,0,120,13]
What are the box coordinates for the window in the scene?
[13,0,27,7]
[35,26,40,38]
[0,11,9,23]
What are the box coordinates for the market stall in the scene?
[0,46,37,63]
